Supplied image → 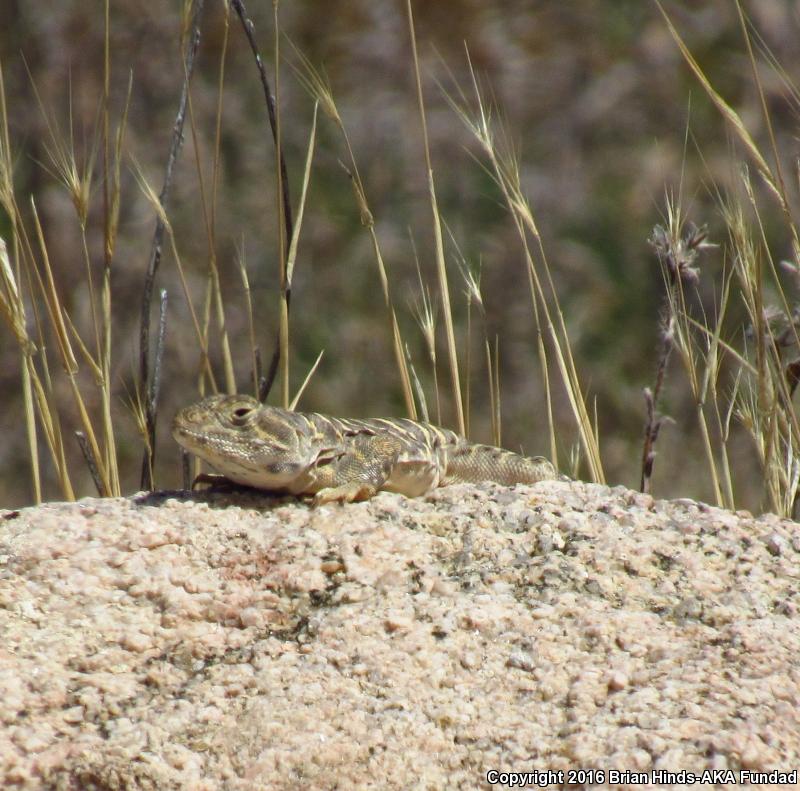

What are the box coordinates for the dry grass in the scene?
[1,2,799,516]
[0,3,128,502]
[441,51,605,482]
[647,1,800,516]
[291,43,417,420]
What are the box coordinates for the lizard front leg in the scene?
[312,480,378,505]
[311,439,398,505]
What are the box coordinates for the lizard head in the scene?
[172,394,316,490]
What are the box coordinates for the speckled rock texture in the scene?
[1,481,799,790]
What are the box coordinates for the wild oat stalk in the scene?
[291,44,416,418]
[661,1,800,514]
[448,231,498,444]
[411,263,440,426]
[0,236,44,501]
[405,0,464,435]
[0,61,43,501]
[236,241,260,396]
[445,51,603,480]
[99,0,124,496]
[289,350,325,411]
[405,346,430,424]
[0,214,75,501]
[24,53,133,498]
[185,24,236,397]
[724,181,800,515]
[658,1,800,269]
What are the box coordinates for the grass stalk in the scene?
[291,47,416,417]
[405,0,464,435]
[138,0,204,489]
[185,75,236,395]
[230,0,294,403]
[411,248,440,426]
[273,1,289,409]
[0,236,42,501]
[237,243,260,397]
[445,56,603,479]
[490,335,501,446]
[135,165,218,391]
[405,347,430,423]
[30,198,110,494]
[289,350,324,411]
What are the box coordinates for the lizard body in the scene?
[172,394,561,504]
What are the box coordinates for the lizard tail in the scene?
[443,443,562,486]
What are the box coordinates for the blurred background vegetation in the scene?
[1,0,798,511]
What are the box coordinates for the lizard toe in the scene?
[312,482,377,506]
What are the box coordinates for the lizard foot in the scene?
[312,482,378,506]
[191,473,236,490]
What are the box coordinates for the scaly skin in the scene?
[172,394,562,504]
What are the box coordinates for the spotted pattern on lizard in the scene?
[172,394,563,505]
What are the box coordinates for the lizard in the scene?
[172,393,563,505]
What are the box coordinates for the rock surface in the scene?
[1,481,799,789]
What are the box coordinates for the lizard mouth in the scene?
[172,419,287,478]
[171,419,204,452]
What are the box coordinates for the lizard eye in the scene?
[231,406,254,425]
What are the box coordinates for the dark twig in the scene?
[231,0,294,402]
[251,346,267,401]
[152,289,168,408]
[640,304,677,494]
[640,322,673,494]
[151,288,169,420]
[230,0,293,250]
[181,448,192,491]
[138,0,204,490]
[141,289,169,489]
[76,431,105,497]
[640,221,711,492]
[259,339,280,403]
